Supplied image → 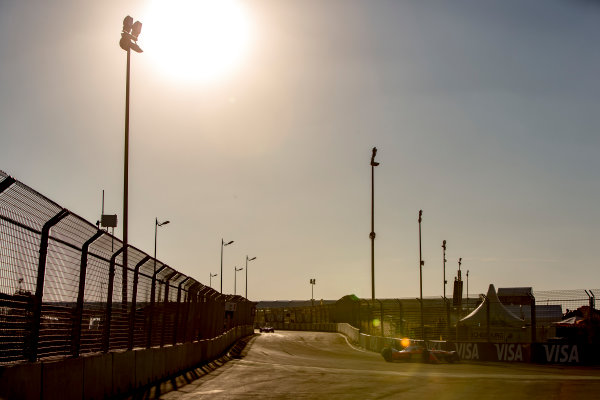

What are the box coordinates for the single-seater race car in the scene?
[381,343,459,363]
[259,326,275,333]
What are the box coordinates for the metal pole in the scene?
[370,147,378,301]
[418,210,424,340]
[154,218,157,277]
[123,46,130,301]
[442,240,447,300]
[220,239,224,292]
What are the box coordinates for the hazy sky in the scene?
[1,0,599,301]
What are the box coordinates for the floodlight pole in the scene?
[442,240,447,300]
[119,16,142,297]
[418,210,424,340]
[210,273,218,288]
[370,147,379,301]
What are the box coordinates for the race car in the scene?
[259,326,275,333]
[381,343,459,363]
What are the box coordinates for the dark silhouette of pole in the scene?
[234,267,243,295]
[370,147,379,301]
[154,218,170,277]
[442,240,447,299]
[418,210,424,340]
[245,256,256,299]
[220,239,234,293]
[119,16,142,292]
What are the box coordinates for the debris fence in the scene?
[0,171,254,365]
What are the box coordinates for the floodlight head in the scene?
[370,147,379,166]
[418,210,422,222]
[123,16,133,33]
[225,240,234,246]
[443,240,446,247]
[249,256,256,261]
[131,20,142,39]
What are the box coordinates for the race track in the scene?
[159,330,600,399]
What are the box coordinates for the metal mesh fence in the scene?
[257,290,599,344]
[0,171,255,365]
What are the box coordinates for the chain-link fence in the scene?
[257,289,600,344]
[0,171,255,365]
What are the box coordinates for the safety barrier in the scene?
[0,171,255,366]
[0,324,254,399]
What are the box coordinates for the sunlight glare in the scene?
[142,0,253,83]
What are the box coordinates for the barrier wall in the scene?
[0,325,254,400]
[272,322,599,365]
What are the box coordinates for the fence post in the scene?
[530,292,536,343]
[396,299,404,337]
[147,265,167,348]
[161,271,177,346]
[173,277,190,345]
[71,230,104,357]
[128,255,150,350]
[28,209,69,362]
[103,246,125,353]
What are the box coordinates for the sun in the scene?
[142,0,253,83]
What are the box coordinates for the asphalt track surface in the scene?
[158,331,600,400]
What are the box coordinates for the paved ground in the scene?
[153,331,600,400]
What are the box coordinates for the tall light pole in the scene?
[418,210,424,340]
[369,147,379,301]
[310,278,316,323]
[119,16,143,291]
[442,240,447,299]
[220,239,234,293]
[154,218,170,275]
[210,273,218,288]
[234,267,243,295]
[245,256,256,299]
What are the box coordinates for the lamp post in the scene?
[210,273,218,288]
[369,147,379,301]
[154,218,170,276]
[234,267,243,295]
[418,210,424,340]
[442,240,447,299]
[119,16,143,290]
[245,256,256,299]
[220,239,234,293]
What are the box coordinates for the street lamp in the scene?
[119,15,143,287]
[234,267,243,295]
[310,278,316,307]
[418,210,424,340]
[369,147,379,301]
[220,239,234,293]
[210,273,218,288]
[154,218,170,275]
[245,256,256,299]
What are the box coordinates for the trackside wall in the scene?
[270,322,598,365]
[0,325,253,400]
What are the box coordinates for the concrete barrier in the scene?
[83,352,112,400]
[0,361,42,400]
[113,350,136,396]
[42,357,84,400]
[0,325,253,399]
